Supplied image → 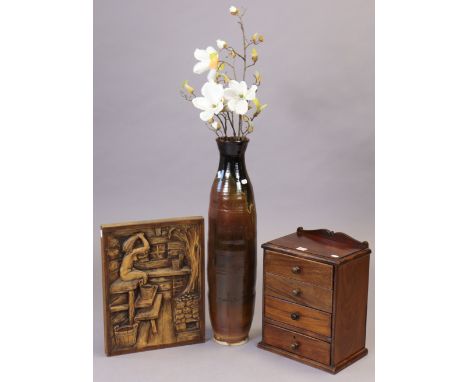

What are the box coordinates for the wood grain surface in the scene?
[264,272,333,313]
[263,323,330,365]
[264,295,331,337]
[264,250,333,289]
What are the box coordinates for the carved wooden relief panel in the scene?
[101,217,205,356]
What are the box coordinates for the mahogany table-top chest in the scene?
[258,227,371,374]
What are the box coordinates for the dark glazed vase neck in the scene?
[217,138,248,157]
[216,138,249,174]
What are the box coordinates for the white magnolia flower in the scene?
[192,82,224,121]
[193,46,218,81]
[229,6,239,15]
[223,80,257,115]
[216,39,227,49]
[210,121,221,131]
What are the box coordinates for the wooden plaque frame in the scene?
[101,216,205,356]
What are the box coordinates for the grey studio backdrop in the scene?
[94,0,374,381]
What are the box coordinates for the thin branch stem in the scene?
[232,54,237,80]
[237,14,248,133]
[219,60,237,80]
[225,111,236,136]
[179,90,195,102]
[219,60,235,70]
[215,114,227,136]
[223,113,236,136]
[228,47,245,61]
[239,23,247,80]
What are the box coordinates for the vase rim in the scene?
[216,136,249,143]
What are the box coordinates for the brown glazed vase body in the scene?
[208,137,257,345]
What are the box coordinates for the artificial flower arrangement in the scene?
[181,6,267,138]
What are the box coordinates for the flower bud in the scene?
[182,80,194,95]
[252,33,259,43]
[258,34,264,42]
[253,98,267,118]
[251,48,258,63]
[254,70,261,85]
[253,98,260,109]
[216,39,227,49]
[220,73,230,83]
[229,6,239,15]
[211,121,221,131]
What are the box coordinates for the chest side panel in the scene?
[333,253,370,364]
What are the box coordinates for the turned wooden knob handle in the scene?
[291,266,301,274]
[290,312,300,320]
[292,288,301,296]
[290,342,300,350]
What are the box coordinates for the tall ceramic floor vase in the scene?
[208,137,257,345]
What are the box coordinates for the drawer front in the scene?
[264,295,331,337]
[263,323,330,365]
[264,251,333,289]
[265,273,333,313]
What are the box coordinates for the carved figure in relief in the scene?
[120,233,149,284]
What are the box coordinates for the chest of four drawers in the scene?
[258,228,371,374]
